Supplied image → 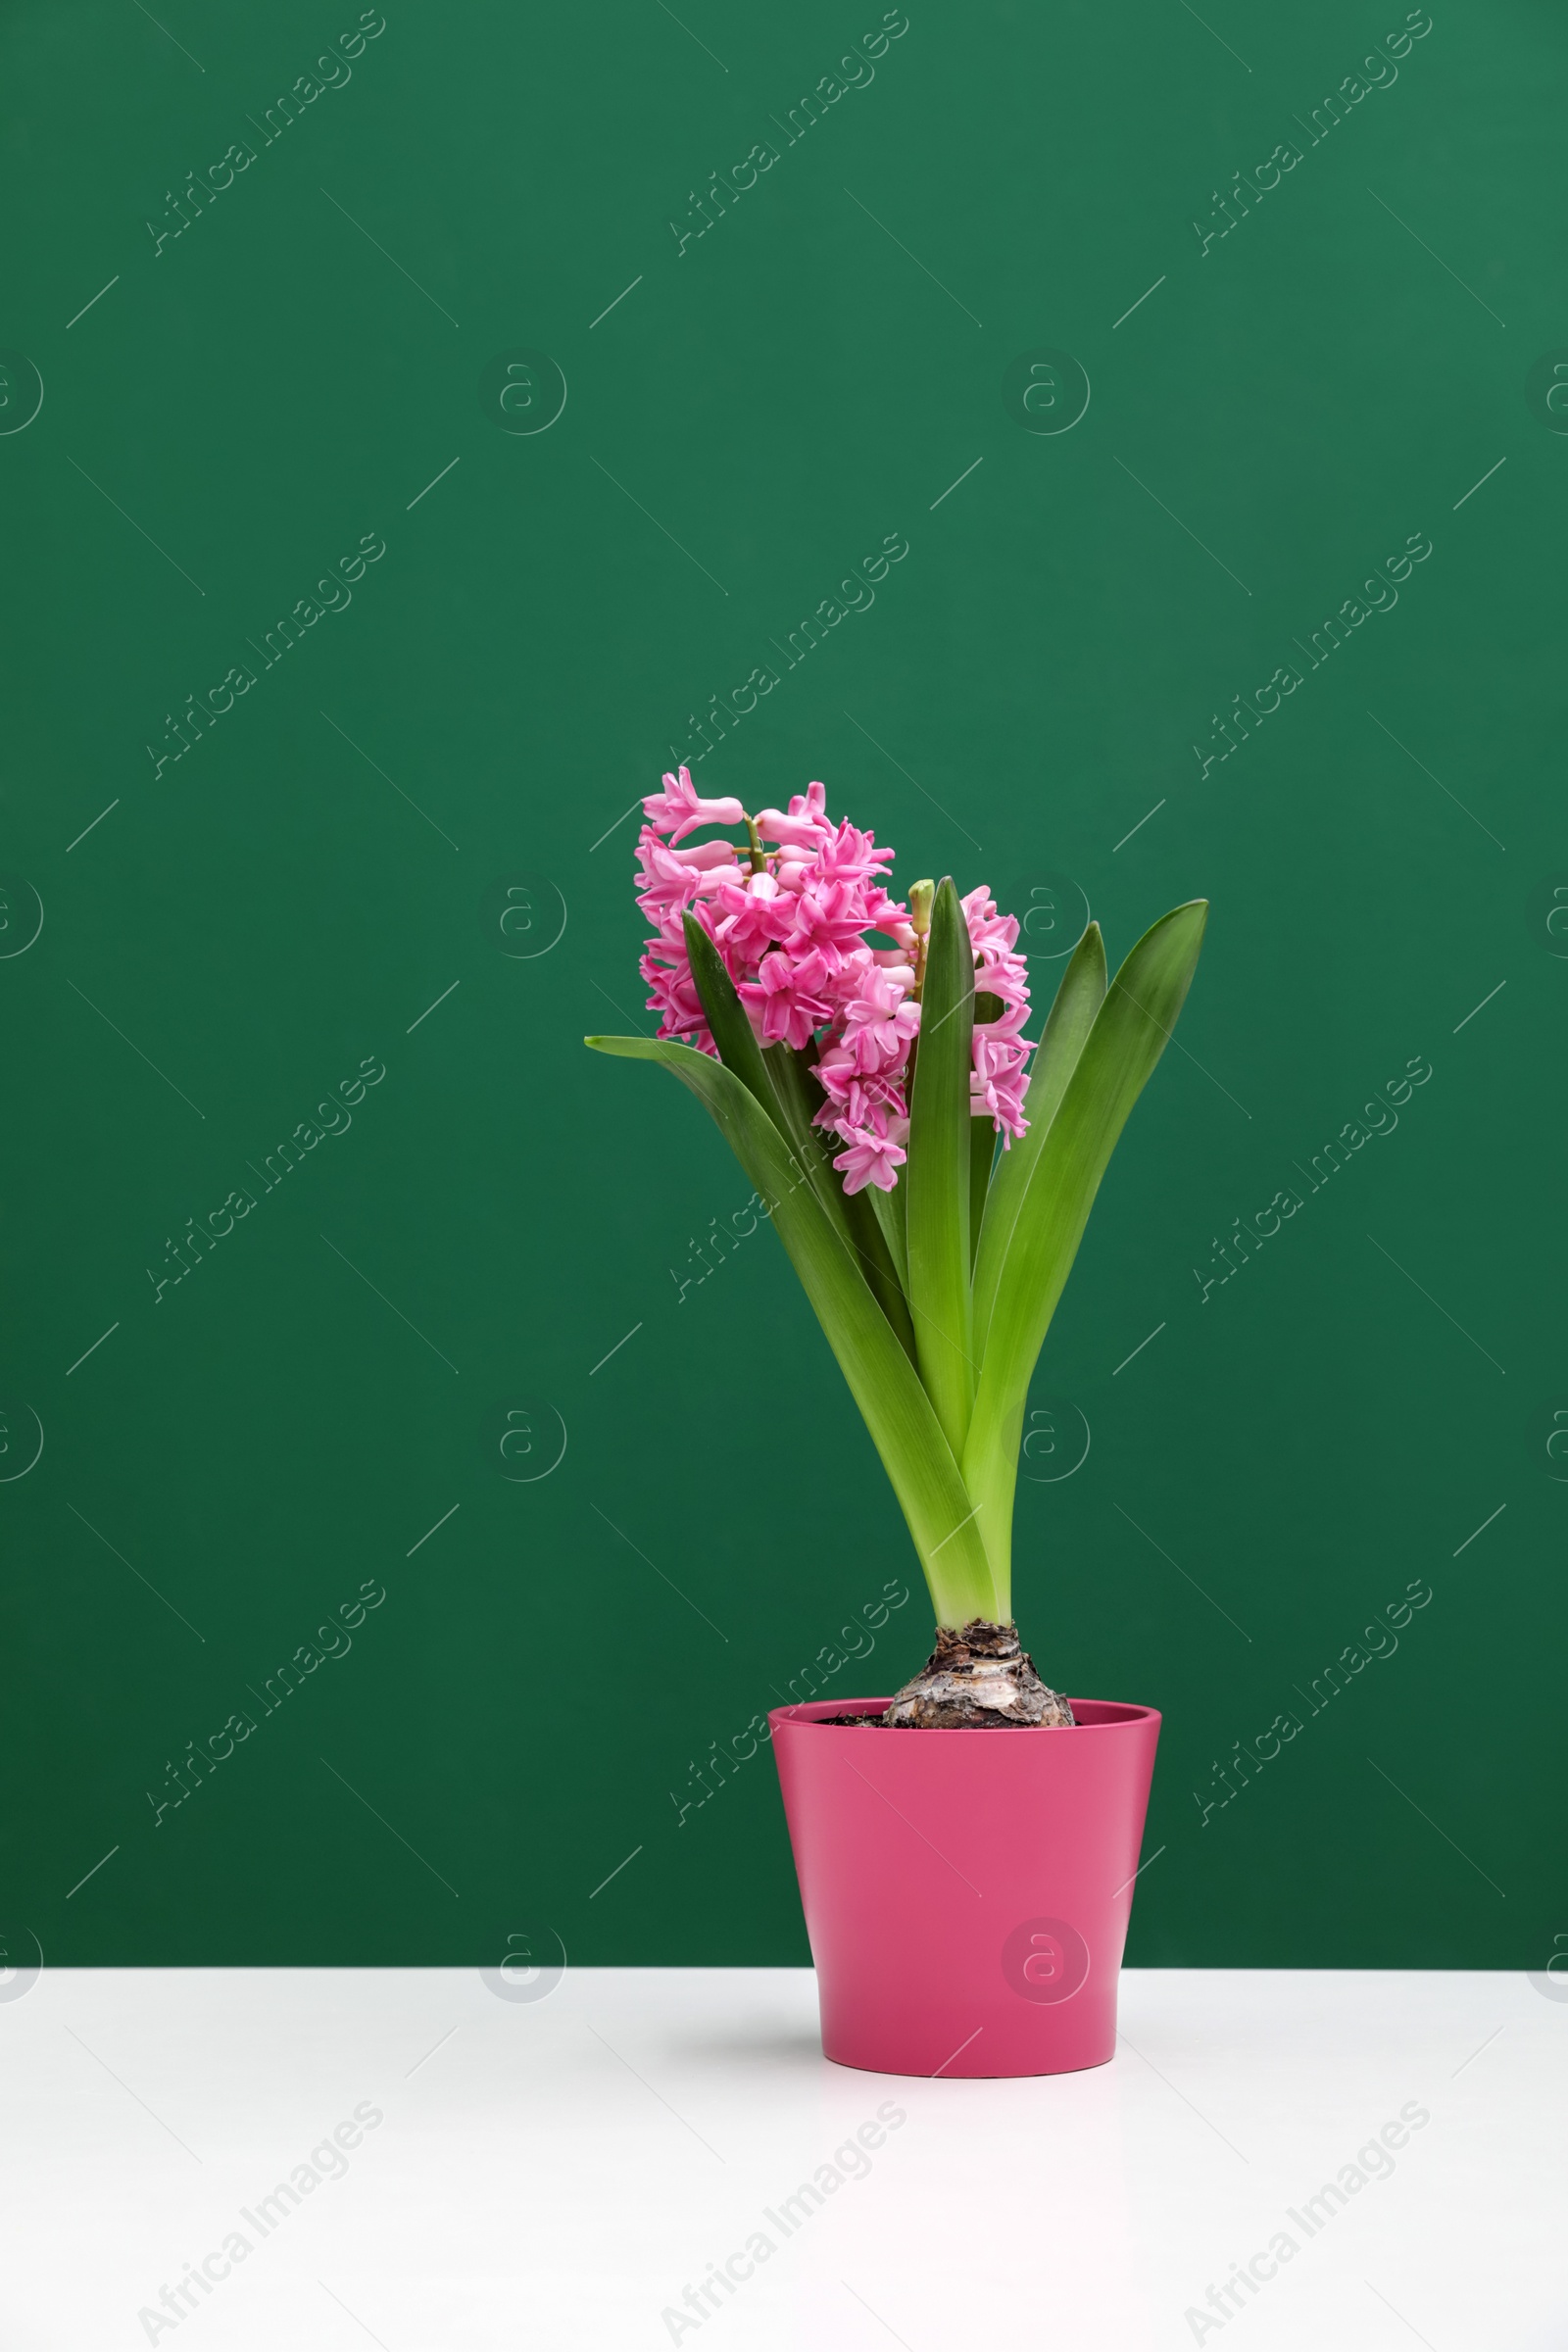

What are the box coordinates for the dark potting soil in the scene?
[809,1711,1070,1729]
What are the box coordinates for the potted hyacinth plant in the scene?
[587,768,1206,2077]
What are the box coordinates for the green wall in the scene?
[1,0,1561,1972]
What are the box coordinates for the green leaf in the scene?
[677,919,918,1362]
[682,911,776,1110]
[972,921,1107,1362]
[962,903,1207,1611]
[968,1113,996,1271]
[767,1042,916,1362]
[760,1039,857,1236]
[584,1032,1000,1624]
[905,877,975,1458]
[868,1172,909,1292]
[680,914,918,1352]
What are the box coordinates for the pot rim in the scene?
[768,1695,1160,1734]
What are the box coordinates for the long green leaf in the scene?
[766,1041,916,1361]
[962,902,1207,1610]
[682,911,777,1109]
[681,915,917,1364]
[869,1169,909,1291]
[968,1113,996,1270]
[680,914,916,1353]
[681,917,850,1249]
[584,1032,999,1624]
[972,921,1107,1362]
[905,877,975,1457]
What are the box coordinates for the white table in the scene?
[2,1967,1559,2348]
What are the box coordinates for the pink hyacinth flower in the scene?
[644,765,746,845]
[712,870,793,968]
[960,884,1021,956]
[631,767,1034,1182]
[738,949,835,1051]
[754,780,832,851]
[785,875,879,972]
[832,1118,907,1195]
[841,965,920,1072]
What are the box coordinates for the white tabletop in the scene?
[2,1965,1559,2349]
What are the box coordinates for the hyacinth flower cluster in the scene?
[633,767,1032,1196]
[589,764,1207,1641]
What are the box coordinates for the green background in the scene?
[1,0,1560,1972]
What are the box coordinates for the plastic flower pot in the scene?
[769,1697,1160,2079]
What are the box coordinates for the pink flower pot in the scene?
[768,1696,1161,2079]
